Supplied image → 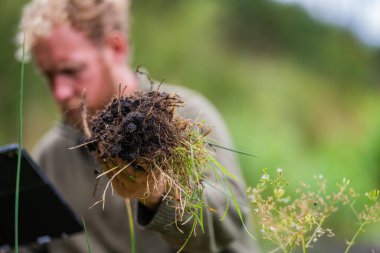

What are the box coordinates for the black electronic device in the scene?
[0,144,82,250]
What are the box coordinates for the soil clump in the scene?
[86,90,189,169]
[84,89,210,217]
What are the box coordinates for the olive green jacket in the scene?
[29,73,259,253]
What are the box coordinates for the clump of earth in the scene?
[84,89,211,217]
[86,90,189,168]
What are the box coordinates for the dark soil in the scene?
[86,90,187,168]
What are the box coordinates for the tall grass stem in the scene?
[344,222,367,253]
[15,34,26,253]
[125,199,136,253]
[82,217,92,253]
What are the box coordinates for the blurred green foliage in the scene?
[1,0,380,250]
[0,0,58,147]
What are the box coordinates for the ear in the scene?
[105,31,129,64]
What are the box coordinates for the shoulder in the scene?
[164,83,232,144]
[32,123,82,167]
[138,72,216,121]
[161,84,222,123]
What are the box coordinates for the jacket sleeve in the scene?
[135,89,257,253]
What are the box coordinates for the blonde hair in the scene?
[16,0,130,60]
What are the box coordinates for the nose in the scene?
[51,75,75,103]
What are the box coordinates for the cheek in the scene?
[84,64,116,112]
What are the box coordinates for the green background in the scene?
[1,0,379,251]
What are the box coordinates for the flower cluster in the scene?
[247,169,380,253]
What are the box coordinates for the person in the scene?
[16,0,259,252]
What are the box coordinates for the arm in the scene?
[132,89,256,252]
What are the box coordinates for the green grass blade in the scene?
[202,180,248,207]
[207,164,230,220]
[82,217,92,253]
[199,202,204,233]
[208,156,238,181]
[177,218,197,253]
[226,179,256,240]
[125,199,136,253]
[208,156,256,240]
[220,194,230,221]
[189,144,200,184]
[206,142,257,157]
[15,33,26,253]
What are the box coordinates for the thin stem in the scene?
[125,199,136,253]
[15,33,26,253]
[301,234,306,253]
[268,246,282,253]
[349,200,360,221]
[82,217,92,253]
[344,222,367,253]
[176,216,198,253]
[306,217,326,248]
[287,233,299,251]
[268,230,286,253]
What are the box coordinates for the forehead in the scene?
[32,25,99,68]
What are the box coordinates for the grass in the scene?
[125,199,136,253]
[14,33,26,253]
[82,217,92,253]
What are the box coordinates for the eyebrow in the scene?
[42,62,86,73]
[58,62,86,70]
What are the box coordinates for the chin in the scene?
[63,110,82,128]
[65,117,82,129]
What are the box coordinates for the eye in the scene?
[60,64,86,77]
[42,70,55,87]
[44,71,54,82]
[61,67,80,76]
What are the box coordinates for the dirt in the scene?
[85,90,188,169]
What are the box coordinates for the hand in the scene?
[100,157,166,210]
